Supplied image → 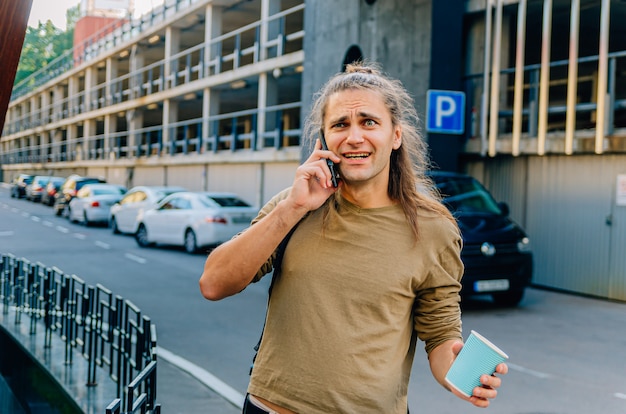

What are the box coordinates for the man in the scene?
[199,62,507,413]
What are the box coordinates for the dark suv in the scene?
[54,175,106,216]
[429,171,533,307]
[10,174,34,198]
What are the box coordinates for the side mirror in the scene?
[498,201,510,217]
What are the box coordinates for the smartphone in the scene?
[319,130,339,188]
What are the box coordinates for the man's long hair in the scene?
[303,61,455,240]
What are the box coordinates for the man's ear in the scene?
[393,126,402,149]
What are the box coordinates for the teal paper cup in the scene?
[445,330,509,398]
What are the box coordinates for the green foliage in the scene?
[14,5,79,87]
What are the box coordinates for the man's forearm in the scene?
[199,199,305,300]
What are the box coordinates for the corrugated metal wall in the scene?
[467,154,626,302]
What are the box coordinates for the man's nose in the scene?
[345,127,364,144]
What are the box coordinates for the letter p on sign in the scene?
[426,90,465,135]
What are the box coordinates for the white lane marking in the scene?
[10,207,18,213]
[21,212,30,218]
[74,233,87,240]
[157,346,245,409]
[0,231,15,236]
[95,241,111,249]
[31,216,41,222]
[615,393,626,400]
[43,221,54,227]
[125,253,147,264]
[507,362,552,379]
[56,226,70,233]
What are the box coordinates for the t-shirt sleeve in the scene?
[413,221,464,354]
[242,187,292,283]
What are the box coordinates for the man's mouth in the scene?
[343,152,370,159]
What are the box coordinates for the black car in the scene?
[54,175,107,216]
[10,174,34,198]
[429,171,533,307]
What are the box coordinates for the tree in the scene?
[14,5,79,87]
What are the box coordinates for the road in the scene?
[1,184,625,414]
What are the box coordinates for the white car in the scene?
[109,185,187,234]
[68,184,127,226]
[134,191,258,253]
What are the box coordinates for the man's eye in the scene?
[364,119,376,127]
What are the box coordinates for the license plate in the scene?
[474,279,510,292]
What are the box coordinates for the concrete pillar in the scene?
[67,125,76,161]
[127,110,143,157]
[84,119,96,160]
[165,26,181,88]
[257,72,279,149]
[84,66,97,111]
[163,99,178,154]
[260,0,281,60]
[202,87,220,153]
[106,56,119,105]
[69,75,79,117]
[54,84,64,123]
[104,114,116,159]
[205,5,223,74]
[129,45,144,99]
[30,96,38,129]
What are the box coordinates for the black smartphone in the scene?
[319,130,338,188]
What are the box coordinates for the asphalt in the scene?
[0,304,242,414]
[0,182,243,414]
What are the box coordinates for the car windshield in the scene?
[434,177,502,215]
[200,195,250,207]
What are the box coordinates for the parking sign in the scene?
[426,90,465,135]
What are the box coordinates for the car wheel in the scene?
[10,189,15,198]
[184,229,198,254]
[55,205,63,216]
[135,224,152,248]
[111,217,120,234]
[492,290,525,307]
[83,212,91,227]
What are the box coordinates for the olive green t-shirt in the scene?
[248,189,463,413]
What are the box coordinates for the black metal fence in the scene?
[0,253,160,414]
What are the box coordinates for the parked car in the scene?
[428,171,533,307]
[25,175,61,202]
[54,175,106,217]
[40,176,66,206]
[109,185,187,234]
[10,174,33,198]
[68,183,127,226]
[134,191,258,254]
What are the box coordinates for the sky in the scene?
[28,0,165,30]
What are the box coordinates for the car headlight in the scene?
[517,237,531,252]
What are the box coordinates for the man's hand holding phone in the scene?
[287,134,340,214]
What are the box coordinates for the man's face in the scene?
[323,89,401,191]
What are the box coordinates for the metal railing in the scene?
[0,253,160,414]
[0,102,302,164]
